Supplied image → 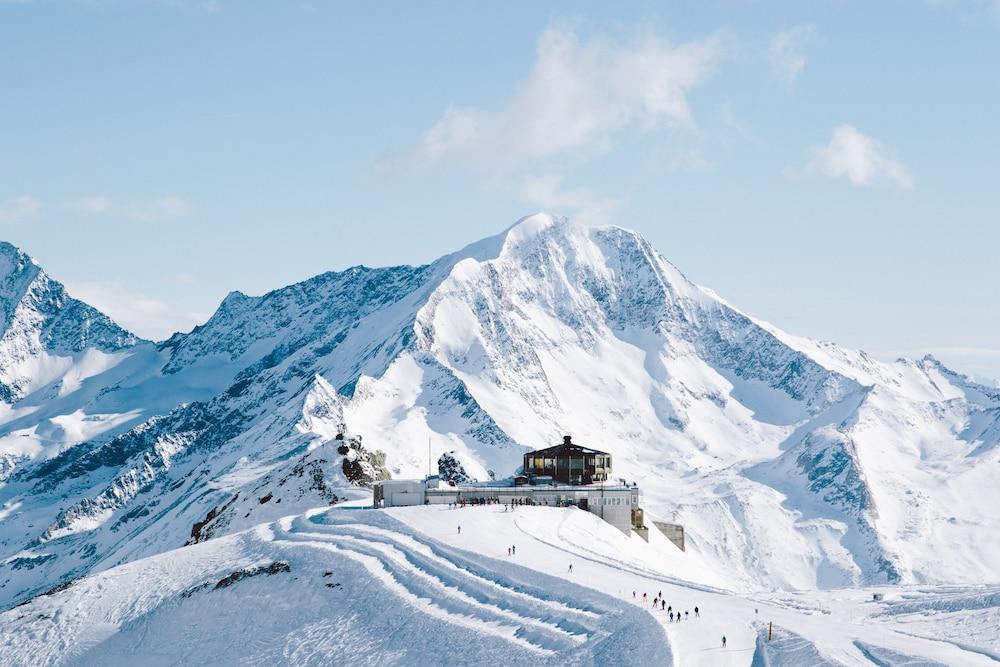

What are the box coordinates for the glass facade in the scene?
[522,438,611,485]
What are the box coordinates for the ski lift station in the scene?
[373,435,647,536]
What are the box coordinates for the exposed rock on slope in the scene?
[1,216,998,608]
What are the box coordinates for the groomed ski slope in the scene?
[2,503,997,666]
[393,505,999,666]
[0,508,667,666]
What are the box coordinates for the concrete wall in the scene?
[375,480,647,534]
[375,480,425,507]
[653,521,685,551]
[427,484,638,533]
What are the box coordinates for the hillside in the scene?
[1,215,998,612]
[2,504,995,666]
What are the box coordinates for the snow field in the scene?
[0,507,669,666]
[393,504,1000,666]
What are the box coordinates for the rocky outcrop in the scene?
[438,451,475,484]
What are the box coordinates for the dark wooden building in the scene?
[522,435,611,485]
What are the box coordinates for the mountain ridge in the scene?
[0,214,997,608]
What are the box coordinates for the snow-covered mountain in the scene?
[1,215,998,610]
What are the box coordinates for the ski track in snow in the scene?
[0,508,670,667]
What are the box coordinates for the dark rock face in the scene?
[213,562,290,590]
[340,434,390,486]
[438,451,475,484]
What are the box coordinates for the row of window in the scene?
[527,456,610,469]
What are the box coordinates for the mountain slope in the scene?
[0,508,672,667]
[1,215,998,610]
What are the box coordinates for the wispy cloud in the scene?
[768,25,816,83]
[76,195,113,214]
[384,24,729,174]
[75,195,191,222]
[64,280,206,340]
[0,195,42,224]
[124,196,190,222]
[515,175,619,226]
[381,23,728,224]
[803,125,913,189]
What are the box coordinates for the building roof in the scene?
[525,435,609,458]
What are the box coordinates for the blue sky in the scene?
[1,1,998,381]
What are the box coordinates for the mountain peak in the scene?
[0,240,142,403]
[0,240,29,259]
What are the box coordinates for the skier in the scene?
[722,636,727,648]
[695,606,699,618]
[667,605,672,614]
[512,544,516,555]
[568,563,573,573]
[643,593,647,603]
[632,591,636,599]
[684,611,688,620]
[507,547,511,556]
[669,612,673,622]
[457,525,461,534]
[661,599,666,611]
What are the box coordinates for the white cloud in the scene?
[769,25,815,83]
[387,24,729,173]
[515,175,619,225]
[75,194,191,222]
[805,125,913,189]
[124,196,190,222]
[64,280,206,340]
[0,195,41,223]
[76,195,113,214]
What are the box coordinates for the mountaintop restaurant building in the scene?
[373,435,665,537]
[521,435,610,485]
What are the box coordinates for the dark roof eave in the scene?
[525,443,610,457]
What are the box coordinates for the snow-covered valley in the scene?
[0,214,998,665]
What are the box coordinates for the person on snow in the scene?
[669,612,673,622]
[722,636,727,648]
[642,593,647,602]
[667,605,672,614]
[512,544,516,555]
[695,606,699,617]
[684,611,688,620]
[568,563,573,573]
[661,600,666,611]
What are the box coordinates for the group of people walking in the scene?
[634,591,701,624]
[632,590,727,648]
